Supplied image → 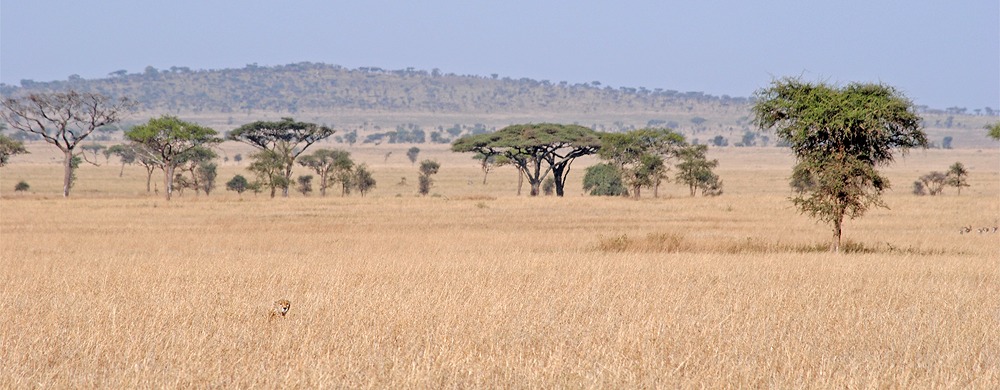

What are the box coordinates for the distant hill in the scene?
[1,62,995,148]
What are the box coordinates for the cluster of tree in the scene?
[912,162,969,196]
[452,123,723,199]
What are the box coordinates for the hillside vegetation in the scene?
[2,62,996,147]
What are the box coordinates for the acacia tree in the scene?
[753,79,926,252]
[227,117,335,197]
[298,149,352,196]
[0,134,28,167]
[988,122,1000,140]
[599,128,685,198]
[946,162,969,195]
[125,116,221,200]
[0,90,134,196]
[675,144,722,196]
[406,147,421,165]
[418,159,440,195]
[452,123,601,196]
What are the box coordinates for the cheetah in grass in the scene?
[269,299,291,320]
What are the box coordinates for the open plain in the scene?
[1,142,998,387]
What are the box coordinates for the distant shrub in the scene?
[14,180,29,192]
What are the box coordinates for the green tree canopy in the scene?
[125,115,220,200]
[452,123,601,196]
[0,134,28,167]
[753,78,927,252]
[298,149,353,197]
[598,128,685,198]
[227,117,335,197]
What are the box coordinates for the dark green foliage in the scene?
[226,175,250,195]
[14,180,29,192]
[297,175,313,196]
[753,78,927,252]
[418,160,440,195]
[583,163,628,196]
[941,136,953,149]
[406,147,421,165]
[711,135,728,147]
[452,123,601,196]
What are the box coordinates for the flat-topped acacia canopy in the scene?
[452,123,601,196]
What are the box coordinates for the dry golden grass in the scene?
[1,143,998,387]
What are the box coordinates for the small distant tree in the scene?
[15,180,30,192]
[675,144,722,197]
[226,174,250,197]
[941,136,953,149]
[233,153,242,164]
[583,163,628,196]
[298,149,352,196]
[81,143,106,162]
[174,146,217,195]
[418,159,440,195]
[987,122,1000,140]
[0,134,28,167]
[247,150,289,198]
[946,162,969,195]
[919,171,948,195]
[296,175,313,196]
[711,135,728,147]
[912,181,926,196]
[196,162,218,195]
[406,147,421,165]
[354,164,376,196]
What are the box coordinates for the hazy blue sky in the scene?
[2,0,997,109]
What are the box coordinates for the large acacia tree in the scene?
[0,90,134,197]
[125,116,221,200]
[753,78,926,252]
[228,117,335,197]
[452,123,601,196]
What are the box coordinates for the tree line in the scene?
[5,82,999,254]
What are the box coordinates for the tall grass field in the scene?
[1,143,998,387]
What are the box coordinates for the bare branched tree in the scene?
[1,90,135,196]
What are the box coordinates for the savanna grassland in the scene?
[1,142,998,388]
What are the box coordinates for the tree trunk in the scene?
[831,218,843,253]
[164,164,175,201]
[552,164,567,197]
[145,168,153,193]
[119,163,126,177]
[62,149,73,197]
[517,171,524,196]
[529,180,541,196]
